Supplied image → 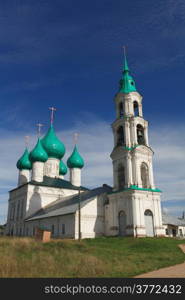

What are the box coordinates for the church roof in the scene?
[30,176,88,191]
[26,185,112,221]
[162,213,185,226]
[10,176,89,192]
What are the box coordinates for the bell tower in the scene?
[111,52,154,191]
[105,50,165,238]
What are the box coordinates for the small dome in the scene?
[59,160,67,175]
[41,125,65,159]
[67,145,84,169]
[16,148,32,170]
[29,138,48,163]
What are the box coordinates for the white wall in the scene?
[74,194,105,239]
[25,214,75,238]
[25,184,78,218]
[6,183,79,236]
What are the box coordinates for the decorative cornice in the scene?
[108,185,162,195]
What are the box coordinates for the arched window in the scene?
[119,102,124,118]
[133,101,139,116]
[117,126,125,146]
[141,162,149,188]
[117,164,125,189]
[137,124,145,145]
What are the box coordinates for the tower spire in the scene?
[123,46,129,72]
[119,47,137,93]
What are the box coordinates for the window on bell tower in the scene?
[141,162,150,188]
[133,101,139,116]
[117,164,125,189]
[119,102,124,118]
[137,124,145,145]
[117,126,125,146]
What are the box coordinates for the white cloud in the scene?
[0,116,185,224]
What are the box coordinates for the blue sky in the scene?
[0,0,185,223]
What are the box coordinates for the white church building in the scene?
[5,55,185,239]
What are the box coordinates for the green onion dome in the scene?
[41,125,65,159]
[59,160,67,175]
[67,145,84,169]
[29,138,48,163]
[16,148,32,170]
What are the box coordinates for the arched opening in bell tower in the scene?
[141,162,150,188]
[133,101,139,116]
[137,124,145,145]
[117,163,125,189]
[117,126,125,146]
[119,102,124,118]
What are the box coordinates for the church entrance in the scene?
[118,211,127,236]
[144,210,154,237]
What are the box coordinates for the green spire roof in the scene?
[29,138,48,163]
[59,160,67,175]
[16,148,32,170]
[123,55,129,72]
[41,125,65,160]
[67,145,84,169]
[119,54,137,93]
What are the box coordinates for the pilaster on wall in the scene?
[149,161,155,189]
[130,121,137,146]
[125,121,131,147]
[126,154,133,186]
[138,104,143,117]
[144,126,149,146]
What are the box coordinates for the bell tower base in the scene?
[105,188,165,237]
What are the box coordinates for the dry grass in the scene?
[0,236,184,278]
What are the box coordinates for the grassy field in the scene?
[0,236,184,278]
